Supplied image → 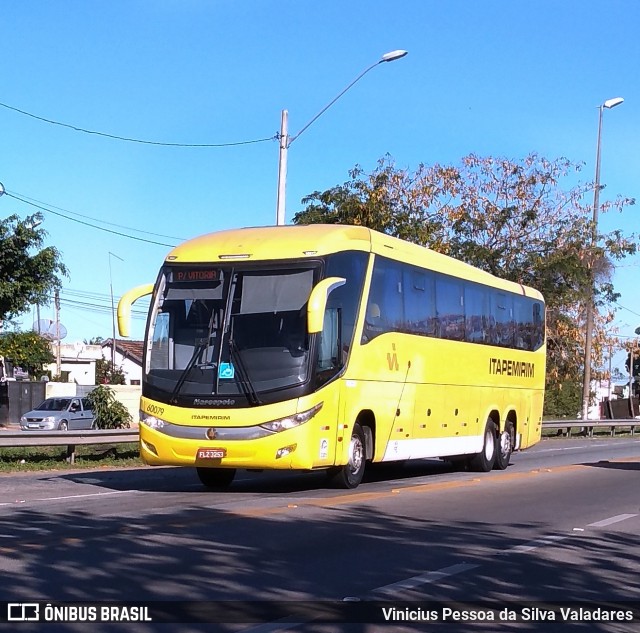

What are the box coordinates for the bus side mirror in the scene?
[307,277,346,334]
[117,284,154,337]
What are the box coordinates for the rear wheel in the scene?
[469,419,496,472]
[494,420,514,470]
[196,467,236,489]
[329,423,366,489]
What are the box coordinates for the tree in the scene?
[0,212,68,323]
[293,154,637,415]
[86,385,132,429]
[0,330,54,377]
[95,356,126,385]
[84,336,104,345]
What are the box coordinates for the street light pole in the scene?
[108,251,124,368]
[275,49,408,226]
[581,97,624,421]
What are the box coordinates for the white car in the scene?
[20,397,95,431]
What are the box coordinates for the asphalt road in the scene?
[1,436,639,632]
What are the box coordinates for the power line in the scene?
[613,301,640,319]
[5,191,178,247]
[0,100,277,147]
[11,191,186,242]
[59,297,148,319]
[36,289,149,321]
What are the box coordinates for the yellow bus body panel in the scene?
[137,225,546,473]
[139,382,344,470]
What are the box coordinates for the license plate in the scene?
[28,423,40,429]
[197,448,226,459]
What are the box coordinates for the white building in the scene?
[43,340,144,386]
[45,342,101,385]
[100,339,144,385]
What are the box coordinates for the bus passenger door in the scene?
[312,379,343,469]
[311,306,344,469]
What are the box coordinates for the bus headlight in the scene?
[140,410,166,430]
[260,403,323,434]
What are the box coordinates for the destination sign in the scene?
[173,268,220,283]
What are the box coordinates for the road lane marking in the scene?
[239,563,480,633]
[0,490,136,506]
[587,513,638,527]
[371,562,479,596]
[502,534,568,554]
[533,442,617,453]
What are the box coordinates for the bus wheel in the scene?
[196,467,236,489]
[330,423,366,489]
[469,419,496,472]
[494,421,514,470]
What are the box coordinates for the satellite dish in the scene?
[32,319,67,341]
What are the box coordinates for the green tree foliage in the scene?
[293,154,637,416]
[0,212,68,322]
[84,336,104,345]
[95,357,126,385]
[542,381,583,419]
[86,385,132,429]
[0,330,54,377]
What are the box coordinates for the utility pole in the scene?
[54,290,61,376]
[109,252,124,368]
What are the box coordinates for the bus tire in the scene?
[494,420,514,470]
[329,423,366,489]
[469,419,496,472]
[196,467,236,489]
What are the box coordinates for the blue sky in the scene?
[1,1,638,372]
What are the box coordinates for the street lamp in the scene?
[581,96,624,421]
[275,49,408,226]
[108,252,124,367]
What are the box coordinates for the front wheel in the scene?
[494,421,514,470]
[196,467,236,489]
[469,419,496,472]
[59,421,68,431]
[329,423,366,489]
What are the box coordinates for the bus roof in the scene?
[166,224,543,301]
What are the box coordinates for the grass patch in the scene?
[0,443,144,472]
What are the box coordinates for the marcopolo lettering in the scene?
[489,358,535,378]
[193,398,235,406]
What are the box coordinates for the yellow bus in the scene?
[118,224,545,489]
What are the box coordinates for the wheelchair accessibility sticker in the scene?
[218,363,235,379]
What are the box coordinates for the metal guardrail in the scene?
[0,428,139,464]
[541,418,639,437]
[0,420,638,465]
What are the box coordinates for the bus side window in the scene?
[362,302,384,343]
[317,308,341,371]
[361,256,403,343]
[493,292,514,348]
[464,284,490,343]
[435,276,464,341]
[532,301,544,350]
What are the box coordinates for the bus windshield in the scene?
[145,265,316,403]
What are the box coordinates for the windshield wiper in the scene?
[229,338,261,406]
[169,338,212,403]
